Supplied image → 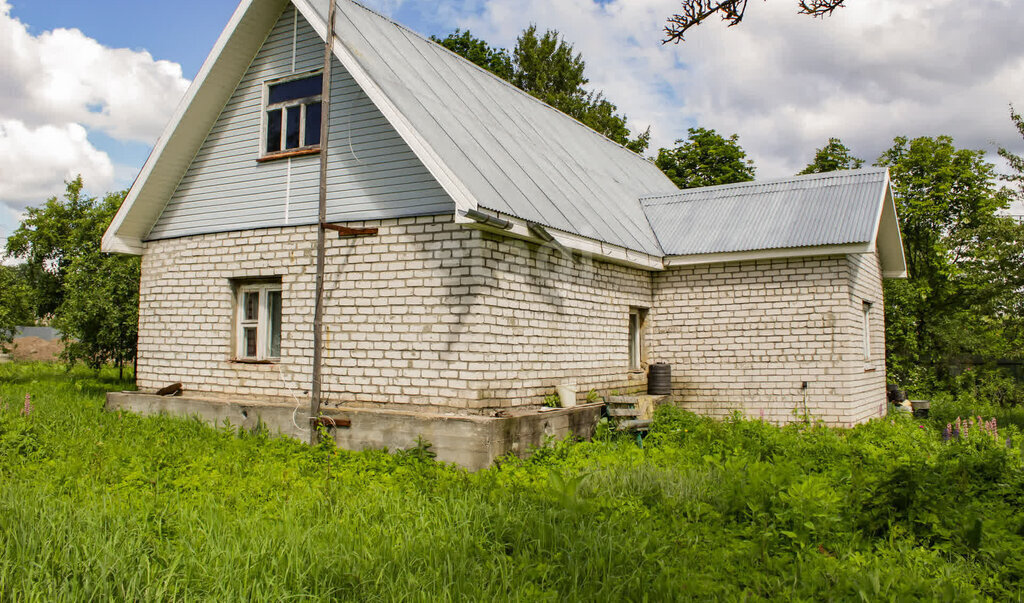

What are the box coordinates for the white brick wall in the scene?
[138,217,650,412]
[650,253,887,426]
[138,217,887,423]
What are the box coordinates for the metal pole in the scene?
[310,0,337,442]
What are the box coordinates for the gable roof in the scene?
[302,0,674,256]
[642,168,907,277]
[102,0,905,277]
[103,0,674,256]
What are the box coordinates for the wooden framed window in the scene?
[261,72,322,158]
[628,307,648,371]
[234,281,283,361]
[862,301,872,362]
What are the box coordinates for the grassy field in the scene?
[1,362,1023,601]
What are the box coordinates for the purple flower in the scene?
[22,393,31,417]
[942,426,951,442]
[953,428,961,441]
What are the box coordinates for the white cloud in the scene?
[0,0,189,143]
[0,0,189,227]
[0,120,114,207]
[367,0,1024,177]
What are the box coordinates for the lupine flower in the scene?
[953,428,961,441]
[1008,437,1014,449]
[942,426,952,442]
[22,393,31,416]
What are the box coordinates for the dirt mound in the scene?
[10,336,64,363]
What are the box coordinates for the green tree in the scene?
[997,104,1024,203]
[53,250,140,377]
[0,265,33,350]
[4,176,115,317]
[654,127,756,189]
[799,138,864,174]
[430,29,513,81]
[876,135,1024,389]
[432,26,650,153]
[4,178,140,375]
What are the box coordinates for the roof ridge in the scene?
[343,0,653,163]
[639,167,888,204]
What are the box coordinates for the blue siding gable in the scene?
[148,4,454,241]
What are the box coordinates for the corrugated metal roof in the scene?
[641,168,889,256]
[305,0,674,256]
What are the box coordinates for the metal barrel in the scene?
[647,363,672,395]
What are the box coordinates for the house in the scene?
[102,0,906,468]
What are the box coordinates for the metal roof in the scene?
[640,168,890,256]
[303,0,674,256]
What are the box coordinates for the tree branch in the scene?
[663,0,749,44]
[797,0,846,17]
[663,0,847,44]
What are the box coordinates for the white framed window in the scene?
[261,72,323,157]
[862,301,872,362]
[628,308,648,371]
[234,282,283,361]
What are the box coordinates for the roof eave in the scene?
[459,208,664,271]
[102,0,290,256]
[663,242,874,268]
[871,171,909,279]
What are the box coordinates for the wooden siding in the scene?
[148,4,453,240]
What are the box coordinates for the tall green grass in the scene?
[1,362,1022,600]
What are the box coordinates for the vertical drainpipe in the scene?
[310,0,338,443]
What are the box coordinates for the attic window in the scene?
[262,72,322,157]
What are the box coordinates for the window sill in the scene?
[229,358,279,365]
[256,146,320,163]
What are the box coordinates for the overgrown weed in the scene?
[0,363,1021,600]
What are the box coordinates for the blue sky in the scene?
[1,0,1023,252]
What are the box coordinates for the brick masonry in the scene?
[138,216,887,424]
[137,217,649,413]
[651,254,887,426]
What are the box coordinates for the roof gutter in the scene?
[663,242,874,268]
[458,209,665,271]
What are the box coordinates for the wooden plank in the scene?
[155,383,183,396]
[311,416,351,428]
[323,223,378,237]
[607,408,640,417]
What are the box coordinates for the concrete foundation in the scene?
[105,392,604,470]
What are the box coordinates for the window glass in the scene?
[285,106,302,150]
[244,292,260,321]
[267,290,282,358]
[304,102,322,147]
[244,327,258,358]
[266,110,282,153]
[269,75,323,104]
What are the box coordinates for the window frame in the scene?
[233,281,283,362]
[628,307,648,371]
[862,301,873,363]
[259,70,324,159]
